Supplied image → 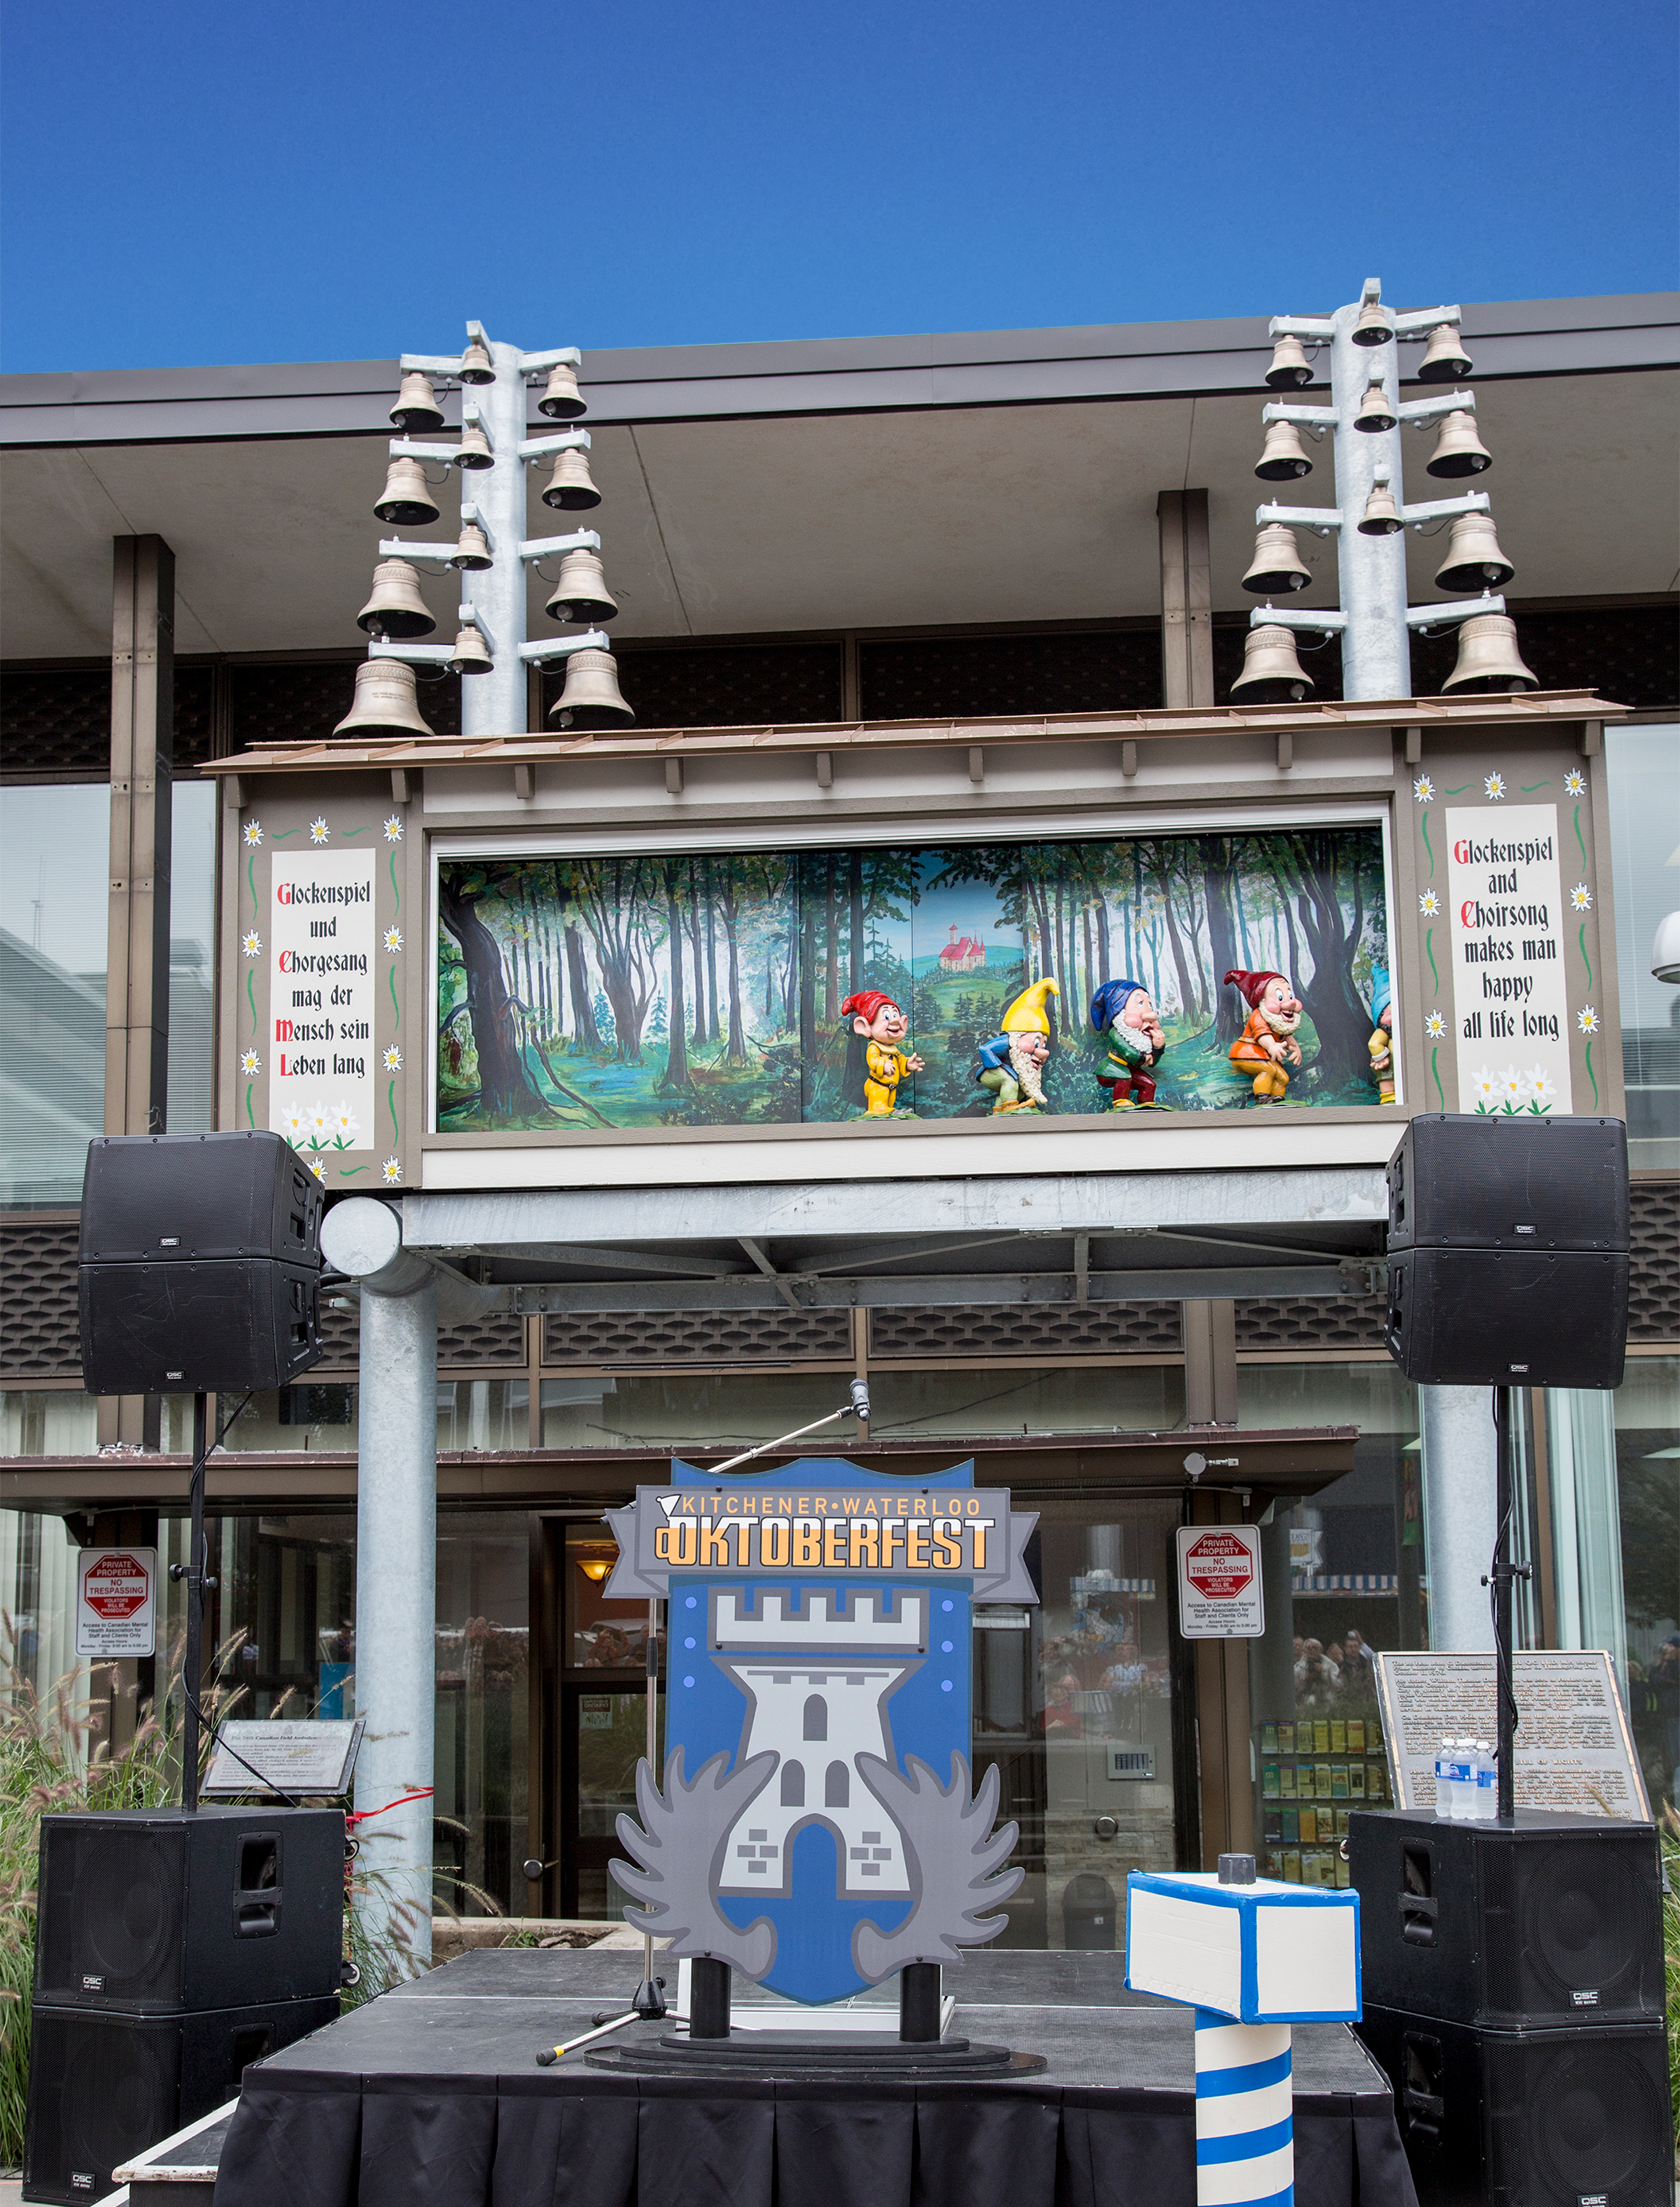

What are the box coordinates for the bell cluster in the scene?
[334,335,636,741]
[1233,289,1535,706]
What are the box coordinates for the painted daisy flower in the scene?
[1577,1005,1600,1036]
[307,1158,328,1183]
[281,1104,308,1143]
[1564,769,1586,795]
[1528,1067,1558,1106]
[384,926,403,954]
[382,1045,403,1073]
[1413,775,1435,804]
[309,817,330,844]
[242,820,263,847]
[382,1156,402,1185]
[241,930,262,957]
[1483,772,1506,800]
[307,1103,335,1144]
[1569,883,1592,912]
[330,1102,360,1141]
[240,1048,262,1076]
[384,815,404,843]
[1470,1066,1499,1106]
[1497,1065,1527,1108]
[1425,1010,1446,1038]
[1418,889,1441,917]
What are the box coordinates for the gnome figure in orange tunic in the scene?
[1224,968,1303,1102]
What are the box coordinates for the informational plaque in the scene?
[202,1715,365,1797]
[1446,803,1573,1113]
[1373,1650,1648,1820]
[268,850,377,1158]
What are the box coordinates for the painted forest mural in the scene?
[435,827,1392,1131]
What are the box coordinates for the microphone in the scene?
[848,1377,872,1423]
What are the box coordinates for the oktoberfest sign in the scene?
[605,1458,1037,2004]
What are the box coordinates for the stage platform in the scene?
[212,1948,1416,2207]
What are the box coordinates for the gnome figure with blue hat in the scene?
[1089,978,1168,1109]
[974,977,1058,1112]
[1366,964,1394,1104]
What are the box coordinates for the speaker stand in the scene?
[1489,1387,1526,1820]
[175,1390,210,1813]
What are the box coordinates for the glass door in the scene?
[558,1522,664,1920]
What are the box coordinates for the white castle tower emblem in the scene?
[710,1589,924,1898]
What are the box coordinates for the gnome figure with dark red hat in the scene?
[1224,968,1303,1102]
[1089,978,1168,1109]
[840,990,925,1115]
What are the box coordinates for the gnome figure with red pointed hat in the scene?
[840,989,925,1115]
[1224,968,1303,1102]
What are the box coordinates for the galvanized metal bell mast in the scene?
[1246,279,1519,702]
[361,319,622,737]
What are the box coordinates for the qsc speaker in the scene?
[22,1995,338,2204]
[1356,2006,1673,2207]
[1382,1113,1629,1387]
[34,1807,346,2014]
[1348,1809,1665,2028]
[78,1132,324,1395]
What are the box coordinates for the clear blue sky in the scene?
[1,0,1674,373]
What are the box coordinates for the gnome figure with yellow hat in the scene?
[974,977,1059,1112]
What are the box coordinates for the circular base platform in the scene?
[586,2028,1045,2080]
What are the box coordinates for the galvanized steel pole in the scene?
[1329,293,1410,701]
[1418,1384,1498,1651]
[463,338,530,737]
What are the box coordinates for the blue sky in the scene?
[1,0,1674,373]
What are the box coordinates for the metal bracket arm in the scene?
[1392,305,1461,336]
[518,629,613,664]
[378,538,457,566]
[1268,316,1336,339]
[389,436,470,464]
[1406,594,1506,628]
[519,530,602,562]
[399,352,468,375]
[1247,604,1348,633]
[1261,401,1338,427]
[457,603,496,653]
[518,429,593,460]
[1256,503,1342,533]
[369,641,456,665]
[461,403,493,450]
[1399,491,1491,528]
[1397,389,1476,424]
[520,346,582,373]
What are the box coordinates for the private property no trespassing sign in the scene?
[1175,1524,1265,1639]
[76,1547,157,1659]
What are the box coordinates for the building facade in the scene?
[1,292,1676,1950]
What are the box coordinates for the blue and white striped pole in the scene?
[1194,2014,1295,2207]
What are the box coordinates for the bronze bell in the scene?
[1254,419,1313,480]
[1352,295,1392,346]
[1427,410,1492,478]
[451,521,493,571]
[538,363,587,419]
[545,548,619,625]
[374,457,441,527]
[456,424,493,470]
[1416,323,1473,382]
[356,559,436,639]
[1242,524,1313,594]
[1434,511,1513,592]
[332,658,436,740]
[1265,334,1313,389]
[449,622,493,676]
[1441,613,1539,694]
[390,372,444,432]
[549,648,636,729]
[458,338,495,384]
[540,445,602,510]
[1354,377,1398,433]
[1358,480,1403,534]
[1231,625,1314,704]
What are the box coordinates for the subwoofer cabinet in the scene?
[1356,2005,1673,2207]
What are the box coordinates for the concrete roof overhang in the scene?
[3,293,1674,662]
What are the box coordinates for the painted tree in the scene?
[1198,836,1246,1057]
[573,856,659,1063]
[1275,828,1373,1090]
[438,864,551,1120]
[659,857,692,1091]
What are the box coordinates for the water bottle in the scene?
[1434,1737,1456,1817]
[1473,1739,1498,1820]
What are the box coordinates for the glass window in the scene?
[0,784,111,1208]
[0,1390,99,1458]
[1603,725,1680,1168]
[221,1386,358,1451]
[167,778,217,1136]
[0,1508,84,1697]
[1614,1356,1680,1808]
[435,1513,530,1919]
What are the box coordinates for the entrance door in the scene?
[553,1522,665,1921]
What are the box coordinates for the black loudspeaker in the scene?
[1348,1809,1665,2028]
[78,1132,323,1395]
[1383,1113,1629,1387]
[22,1996,338,2204]
[1356,2006,1673,2207]
[34,1808,346,2014]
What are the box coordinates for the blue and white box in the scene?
[1124,1870,1361,2024]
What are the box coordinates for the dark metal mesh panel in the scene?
[544,1309,853,1364]
[1629,1181,1680,1342]
[868,1303,1182,1358]
[438,1312,526,1365]
[227,659,462,746]
[314,1295,360,1372]
[1234,1290,1389,1351]
[0,1218,81,1377]
[860,629,1161,720]
[540,643,843,730]
[0,667,109,777]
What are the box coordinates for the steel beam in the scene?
[505,1265,1357,1314]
